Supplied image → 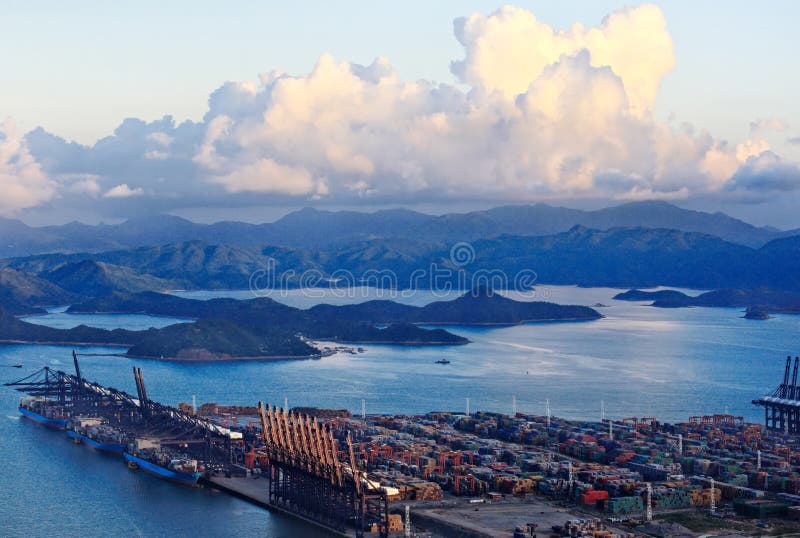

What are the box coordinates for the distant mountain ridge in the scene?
[44,260,179,296]
[4,224,800,292]
[0,201,794,258]
[0,268,78,314]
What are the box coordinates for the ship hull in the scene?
[19,407,67,430]
[67,430,126,455]
[124,452,203,486]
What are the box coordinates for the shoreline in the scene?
[332,339,468,346]
[413,315,602,326]
[126,351,330,362]
[63,308,601,326]
[0,339,131,349]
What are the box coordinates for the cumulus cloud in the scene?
[750,117,788,134]
[451,4,675,115]
[104,183,144,198]
[16,3,800,216]
[209,158,324,196]
[65,174,102,197]
[614,186,689,201]
[736,139,770,162]
[726,152,800,198]
[0,119,57,215]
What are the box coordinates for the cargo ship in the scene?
[18,397,69,429]
[124,438,204,486]
[67,417,128,455]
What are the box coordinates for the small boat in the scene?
[435,358,451,364]
[13,363,22,368]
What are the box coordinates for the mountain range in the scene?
[3,225,800,293]
[0,201,796,259]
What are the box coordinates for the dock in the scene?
[4,354,390,538]
[201,475,357,537]
[11,351,800,537]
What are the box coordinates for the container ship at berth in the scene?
[67,416,129,455]
[18,396,69,429]
[124,438,204,486]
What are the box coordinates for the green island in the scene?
[614,288,800,317]
[0,286,600,360]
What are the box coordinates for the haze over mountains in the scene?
[0,199,798,357]
[0,201,796,259]
[2,222,799,294]
[0,200,798,309]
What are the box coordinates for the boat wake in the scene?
[484,339,554,353]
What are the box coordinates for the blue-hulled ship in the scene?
[67,417,128,455]
[124,438,204,486]
[18,397,68,429]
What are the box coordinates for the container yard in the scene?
[9,354,800,536]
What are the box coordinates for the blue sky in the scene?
[1,2,799,225]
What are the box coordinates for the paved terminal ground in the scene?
[411,497,582,537]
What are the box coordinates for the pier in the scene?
[10,352,800,537]
[5,354,240,468]
[4,353,388,538]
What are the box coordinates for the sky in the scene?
[1,1,799,227]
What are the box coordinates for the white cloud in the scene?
[65,174,102,197]
[103,183,144,198]
[146,132,174,147]
[726,151,800,197]
[0,118,57,215]
[19,4,800,214]
[144,150,169,160]
[750,117,788,134]
[208,158,323,196]
[736,139,770,163]
[191,33,710,203]
[614,186,690,201]
[451,4,674,115]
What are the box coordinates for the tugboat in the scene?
[435,358,451,364]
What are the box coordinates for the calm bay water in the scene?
[2,285,798,536]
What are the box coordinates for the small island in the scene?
[613,289,697,303]
[743,307,771,320]
[615,288,800,317]
[0,287,601,361]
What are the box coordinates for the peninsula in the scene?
[0,287,601,360]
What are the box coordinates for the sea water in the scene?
[2,285,797,536]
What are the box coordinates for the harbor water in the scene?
[2,285,798,536]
